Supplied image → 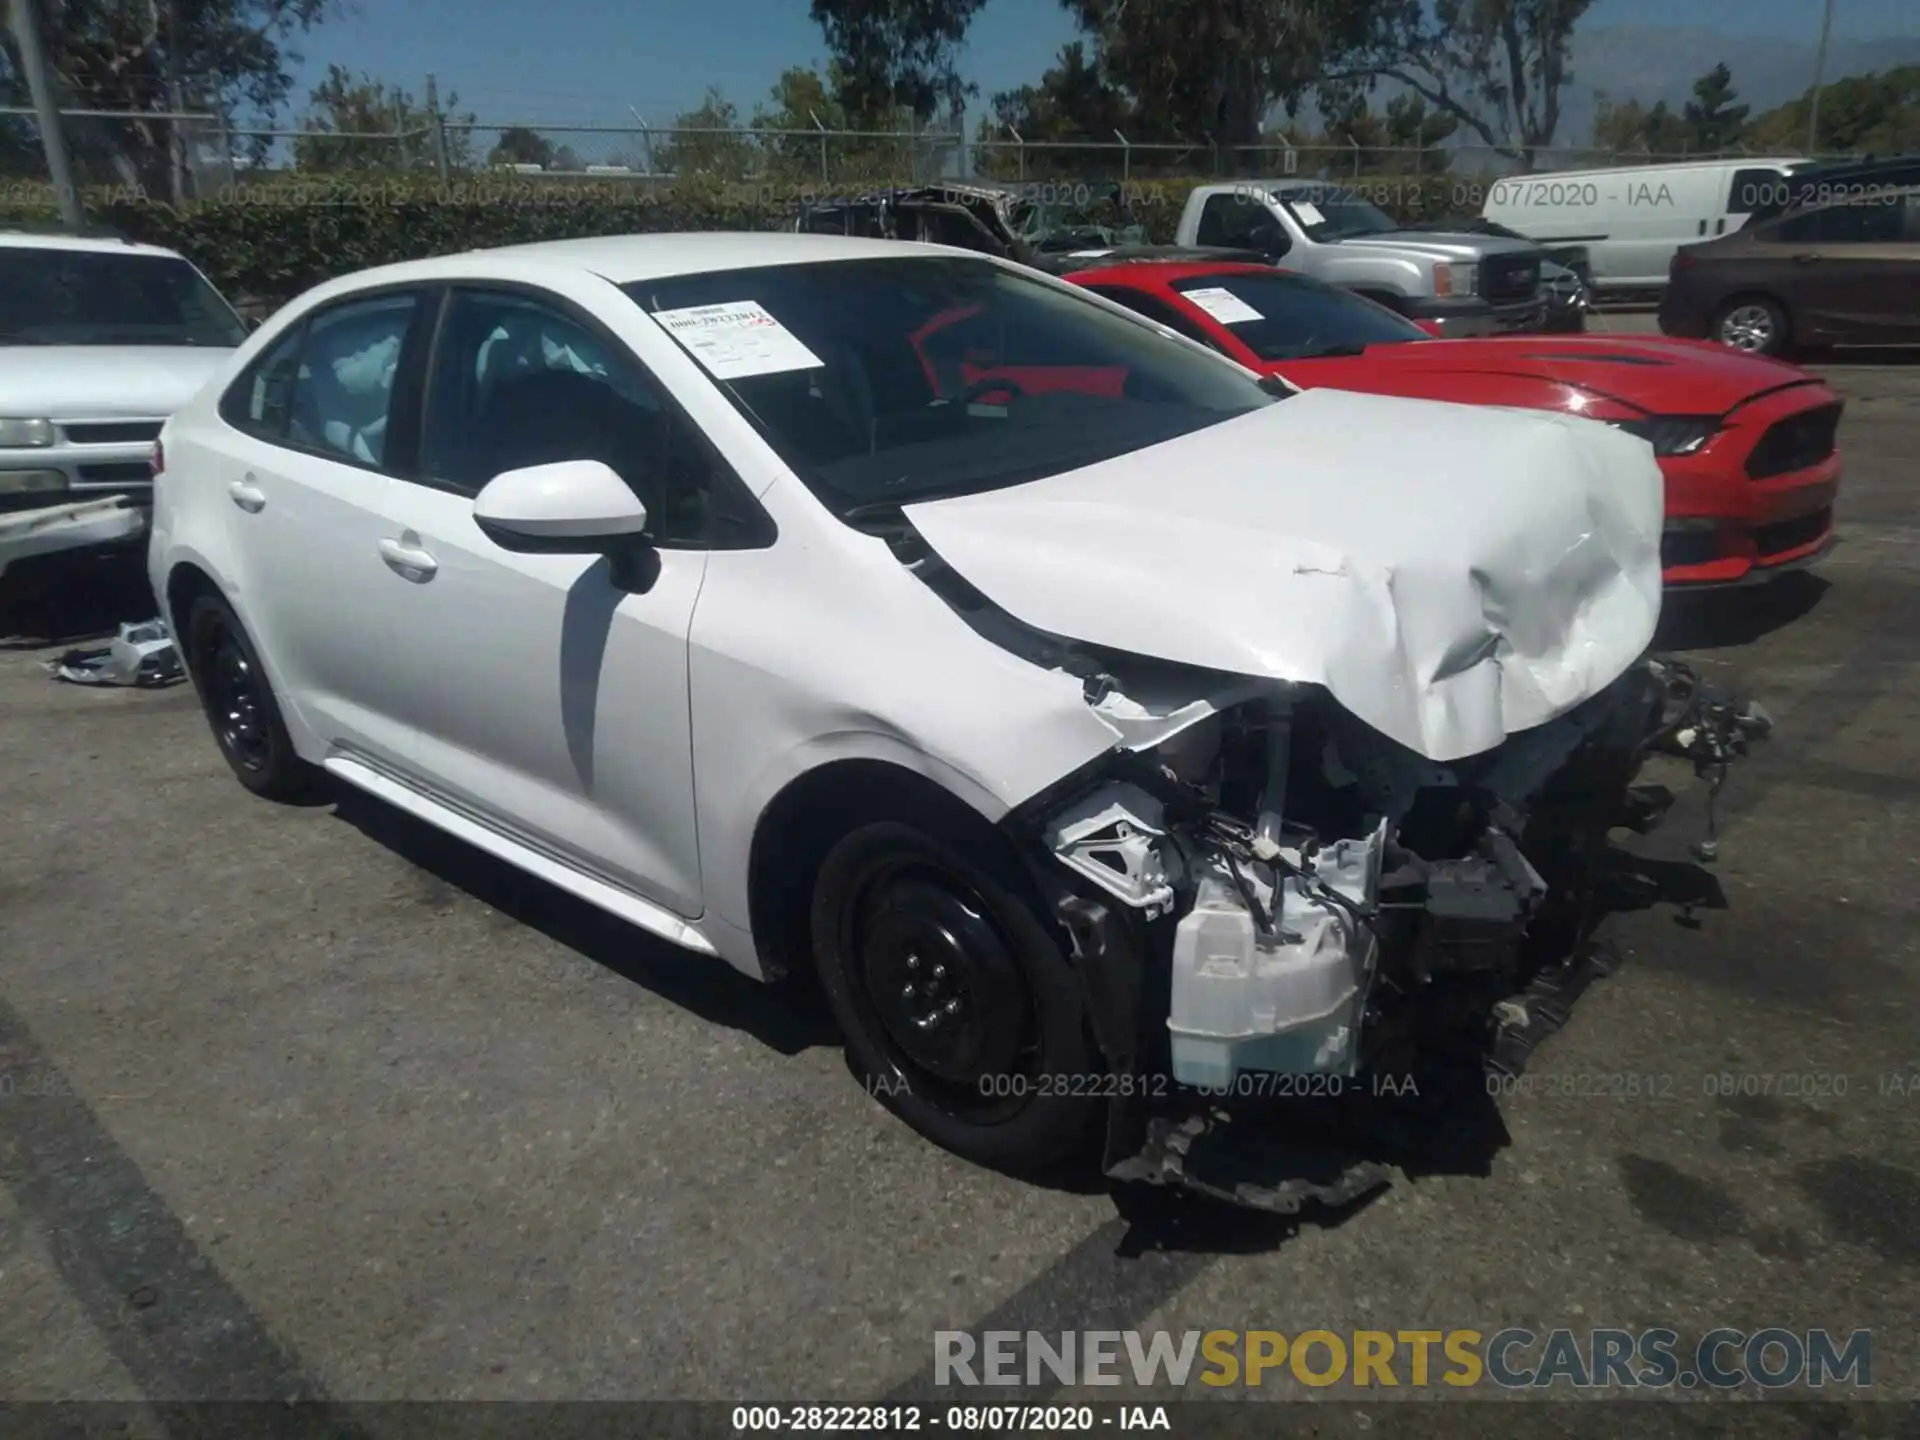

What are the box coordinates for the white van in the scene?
[1481,157,1810,294]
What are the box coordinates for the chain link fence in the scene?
[2,104,1870,205]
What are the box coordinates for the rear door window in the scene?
[285,294,420,467]
[1773,198,1904,245]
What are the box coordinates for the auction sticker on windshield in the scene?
[1183,287,1265,325]
[1290,200,1326,226]
[651,301,824,379]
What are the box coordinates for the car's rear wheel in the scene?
[184,593,318,800]
[809,820,1102,1172]
[1713,296,1790,356]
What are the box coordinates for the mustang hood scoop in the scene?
[903,387,1663,763]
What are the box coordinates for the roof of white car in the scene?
[0,229,183,259]
[465,230,957,283]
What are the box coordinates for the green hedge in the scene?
[2,169,1501,309]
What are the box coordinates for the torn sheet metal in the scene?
[0,496,147,581]
[904,386,1665,764]
[46,618,184,687]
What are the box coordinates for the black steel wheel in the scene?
[185,593,318,800]
[810,819,1102,1171]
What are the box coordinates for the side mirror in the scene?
[472,459,649,554]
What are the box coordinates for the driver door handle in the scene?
[378,536,438,579]
[228,479,266,513]
[1793,252,1821,264]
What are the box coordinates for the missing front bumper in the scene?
[1046,655,1769,1213]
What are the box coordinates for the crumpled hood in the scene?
[1283,334,1816,418]
[0,347,232,418]
[903,387,1664,763]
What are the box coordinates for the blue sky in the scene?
[284,0,1916,133]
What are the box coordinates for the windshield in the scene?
[1013,199,1146,250]
[1275,187,1398,241]
[623,256,1274,516]
[1171,271,1427,361]
[0,248,246,347]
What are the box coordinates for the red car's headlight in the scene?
[1611,416,1719,456]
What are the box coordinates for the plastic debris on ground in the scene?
[45,618,185,688]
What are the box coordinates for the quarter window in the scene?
[1727,167,1792,217]
[220,324,304,438]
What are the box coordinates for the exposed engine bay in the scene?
[865,506,1772,1211]
[1023,656,1768,1210]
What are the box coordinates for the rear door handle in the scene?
[378,537,439,579]
[1793,252,1821,264]
[228,479,266,513]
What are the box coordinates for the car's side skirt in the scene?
[322,754,721,958]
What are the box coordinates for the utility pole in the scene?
[1806,0,1836,155]
[151,0,188,205]
[425,72,449,180]
[8,0,85,229]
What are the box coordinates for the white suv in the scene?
[149,231,1751,1192]
[0,231,245,523]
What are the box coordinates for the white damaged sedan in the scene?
[150,233,1766,1203]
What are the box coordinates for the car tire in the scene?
[1712,295,1791,357]
[183,593,319,801]
[809,819,1103,1174]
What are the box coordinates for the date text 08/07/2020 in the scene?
[731,1405,1169,1432]
[862,1071,1422,1102]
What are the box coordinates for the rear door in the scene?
[1766,192,1920,343]
[210,287,435,769]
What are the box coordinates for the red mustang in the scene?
[1053,257,1841,587]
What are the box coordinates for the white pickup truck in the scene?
[1175,181,1548,336]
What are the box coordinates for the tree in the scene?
[809,0,988,121]
[980,41,1135,176]
[0,0,342,195]
[1592,93,1687,156]
[488,125,555,168]
[750,63,949,186]
[1745,64,1920,155]
[988,41,1134,139]
[652,88,756,181]
[293,66,472,172]
[1060,0,1330,158]
[1683,62,1748,154]
[1319,90,1388,172]
[1383,93,1457,168]
[1328,0,1597,170]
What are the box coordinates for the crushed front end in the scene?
[1008,658,1771,1213]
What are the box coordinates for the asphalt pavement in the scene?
[1,327,1916,1435]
